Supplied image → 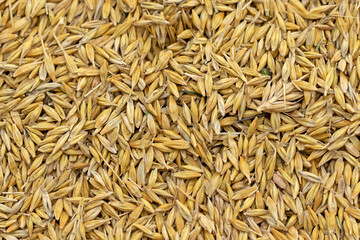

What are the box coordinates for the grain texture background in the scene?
[0,0,359,239]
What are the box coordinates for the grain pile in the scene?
[0,0,360,239]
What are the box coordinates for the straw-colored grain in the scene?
[0,0,359,239]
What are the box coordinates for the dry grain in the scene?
[0,0,359,239]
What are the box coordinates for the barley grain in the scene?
[0,0,358,239]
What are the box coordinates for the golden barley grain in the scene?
[0,0,358,239]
